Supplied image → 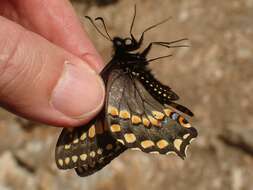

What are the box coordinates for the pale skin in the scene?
[0,0,105,127]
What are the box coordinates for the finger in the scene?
[2,0,104,71]
[0,17,105,127]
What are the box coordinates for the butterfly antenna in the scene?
[139,17,172,41]
[95,17,112,41]
[85,16,112,41]
[130,4,137,36]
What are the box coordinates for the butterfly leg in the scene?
[140,43,153,57]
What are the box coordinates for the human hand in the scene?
[0,0,105,127]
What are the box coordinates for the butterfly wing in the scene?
[106,69,197,158]
[55,115,126,177]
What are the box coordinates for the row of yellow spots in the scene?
[108,106,166,127]
[116,131,186,152]
[152,111,165,120]
[108,106,192,146]
[125,135,194,157]
[64,126,96,150]
[108,107,192,138]
[59,144,114,167]
[128,138,185,156]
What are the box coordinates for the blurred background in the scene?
[0,0,252,189]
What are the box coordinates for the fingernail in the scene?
[51,61,104,119]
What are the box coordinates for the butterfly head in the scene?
[113,36,139,53]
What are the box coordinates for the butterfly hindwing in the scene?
[55,115,126,177]
[106,69,197,158]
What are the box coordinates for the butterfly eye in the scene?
[116,40,122,46]
[124,38,132,45]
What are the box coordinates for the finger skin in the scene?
[0,17,105,127]
[1,0,104,71]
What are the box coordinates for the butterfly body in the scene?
[55,14,197,177]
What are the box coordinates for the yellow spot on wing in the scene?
[65,157,70,165]
[185,145,189,156]
[157,139,169,149]
[80,154,87,161]
[164,109,172,116]
[142,117,150,127]
[131,115,142,124]
[166,151,177,156]
[148,115,160,126]
[58,159,63,166]
[183,134,190,139]
[97,149,103,155]
[90,151,96,158]
[110,124,121,132]
[117,139,125,145]
[150,151,159,154]
[64,144,71,150]
[80,132,87,141]
[73,138,79,144]
[174,139,183,151]
[108,106,119,116]
[119,110,131,119]
[152,111,165,120]
[183,123,191,128]
[72,156,78,163]
[131,147,141,151]
[124,133,136,143]
[189,138,195,144]
[141,140,155,148]
[88,125,96,138]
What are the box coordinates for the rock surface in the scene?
[0,0,252,190]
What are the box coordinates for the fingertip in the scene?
[50,60,105,120]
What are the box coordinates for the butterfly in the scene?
[55,6,198,177]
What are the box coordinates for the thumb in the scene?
[0,17,105,127]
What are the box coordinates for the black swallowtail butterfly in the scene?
[55,6,198,177]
